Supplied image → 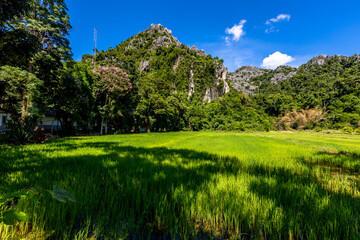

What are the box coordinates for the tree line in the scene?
[1,1,359,144]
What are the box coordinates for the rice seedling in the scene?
[0,131,359,239]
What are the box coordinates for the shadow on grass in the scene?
[1,141,360,239]
[247,149,360,239]
[299,150,360,176]
[0,141,242,239]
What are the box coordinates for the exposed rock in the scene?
[270,66,297,84]
[172,56,181,72]
[125,24,210,59]
[125,24,181,51]
[355,55,360,62]
[203,62,230,103]
[228,65,296,95]
[228,66,270,94]
[105,24,230,102]
[308,54,328,66]
[138,60,150,72]
[198,50,206,57]
[148,23,173,35]
[307,54,351,66]
[203,88,212,103]
[185,45,207,57]
[215,62,230,94]
[150,35,176,50]
[188,68,195,99]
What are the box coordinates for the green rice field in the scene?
[1,132,360,239]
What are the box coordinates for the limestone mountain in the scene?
[229,65,296,94]
[229,54,360,95]
[92,24,229,103]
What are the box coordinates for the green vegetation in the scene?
[1,3,360,239]
[1,132,359,239]
[2,5,359,135]
[253,56,360,130]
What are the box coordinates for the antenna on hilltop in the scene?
[93,28,97,68]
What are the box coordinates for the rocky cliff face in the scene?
[307,54,353,66]
[270,66,297,83]
[100,24,230,102]
[228,66,270,94]
[229,65,297,94]
[126,24,181,51]
[203,62,230,102]
[229,54,360,95]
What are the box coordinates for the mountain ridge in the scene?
[93,23,230,105]
[229,54,360,94]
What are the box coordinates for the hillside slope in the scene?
[93,24,230,103]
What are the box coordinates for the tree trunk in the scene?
[145,115,151,132]
[21,95,28,120]
[100,117,104,135]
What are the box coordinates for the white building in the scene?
[0,109,61,132]
[0,110,10,131]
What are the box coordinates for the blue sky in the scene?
[68,0,360,71]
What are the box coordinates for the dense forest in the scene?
[1,1,359,144]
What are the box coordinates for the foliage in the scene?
[1,0,74,136]
[252,55,360,130]
[0,66,41,117]
[4,115,38,144]
[93,66,132,95]
[53,61,95,135]
[0,0,33,26]
[2,5,360,135]
[278,107,326,130]
[200,91,272,131]
[341,126,354,133]
[92,65,132,133]
[0,186,75,226]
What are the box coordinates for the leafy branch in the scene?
[0,185,76,226]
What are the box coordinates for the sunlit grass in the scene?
[1,131,359,239]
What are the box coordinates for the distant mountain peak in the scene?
[149,23,172,34]
[308,54,351,66]
[97,24,230,102]
[124,24,181,51]
[229,64,296,94]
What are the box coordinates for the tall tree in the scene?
[93,66,132,134]
[53,61,95,135]
[0,65,41,118]
[1,0,71,69]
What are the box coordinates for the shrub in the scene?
[354,127,360,134]
[278,107,326,130]
[4,115,38,144]
[315,127,323,132]
[341,126,354,133]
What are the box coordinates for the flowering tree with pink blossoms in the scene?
[92,65,132,134]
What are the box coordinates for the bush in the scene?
[278,107,326,130]
[354,127,360,134]
[315,127,323,132]
[4,115,38,144]
[341,126,354,133]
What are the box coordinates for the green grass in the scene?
[1,131,360,239]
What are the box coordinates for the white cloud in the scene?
[262,51,295,69]
[265,14,291,33]
[266,14,291,24]
[225,20,246,42]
